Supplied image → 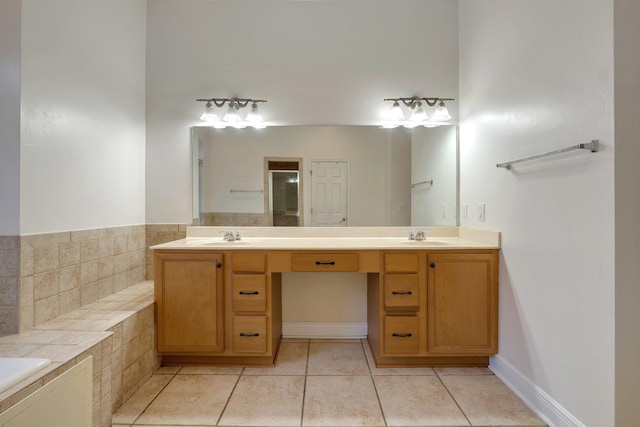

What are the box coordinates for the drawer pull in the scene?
[391,290,413,295]
[392,333,413,338]
[239,291,260,295]
[239,332,260,337]
[315,261,336,266]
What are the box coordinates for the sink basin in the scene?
[400,240,450,245]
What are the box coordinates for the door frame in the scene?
[309,159,350,227]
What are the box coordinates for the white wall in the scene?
[19,0,147,234]
[459,1,615,426]
[197,126,411,226]
[0,0,21,236]
[411,125,457,226]
[614,0,640,425]
[145,0,459,224]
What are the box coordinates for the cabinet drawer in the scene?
[232,316,268,353]
[384,274,419,311]
[291,253,358,272]
[384,253,419,273]
[232,253,266,273]
[232,275,267,312]
[384,316,419,355]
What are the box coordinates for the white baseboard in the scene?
[282,322,367,339]
[489,355,586,427]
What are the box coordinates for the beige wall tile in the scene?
[97,277,114,299]
[98,237,114,258]
[0,248,19,278]
[59,289,81,314]
[80,260,98,285]
[71,229,100,242]
[19,241,34,278]
[0,278,18,305]
[123,314,139,343]
[33,246,58,274]
[0,236,19,250]
[0,306,19,335]
[80,239,99,262]
[98,257,114,279]
[19,277,34,332]
[34,294,59,325]
[80,282,99,306]
[33,270,59,300]
[58,241,80,267]
[59,265,80,292]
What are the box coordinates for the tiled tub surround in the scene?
[0,281,158,427]
[145,224,188,280]
[19,225,147,332]
[0,236,20,335]
[112,339,546,427]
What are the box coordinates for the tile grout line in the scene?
[214,367,244,427]
[434,371,473,427]
[128,369,179,427]
[299,339,310,427]
[362,339,389,427]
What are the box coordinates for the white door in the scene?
[310,161,348,226]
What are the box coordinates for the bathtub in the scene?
[0,358,50,394]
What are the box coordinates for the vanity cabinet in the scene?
[154,246,497,367]
[155,250,281,365]
[371,249,499,366]
[427,253,498,355]
[154,251,225,354]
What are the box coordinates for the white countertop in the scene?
[150,236,498,251]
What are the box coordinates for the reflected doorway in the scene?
[265,159,303,226]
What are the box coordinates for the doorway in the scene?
[264,158,303,226]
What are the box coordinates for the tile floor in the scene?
[112,339,547,427]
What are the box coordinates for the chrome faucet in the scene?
[414,230,426,241]
[222,231,235,241]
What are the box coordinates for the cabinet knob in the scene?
[216,262,222,269]
[430,262,436,268]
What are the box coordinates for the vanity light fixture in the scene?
[196,97,269,129]
[382,97,454,128]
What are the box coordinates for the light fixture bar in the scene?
[383,97,454,107]
[196,98,267,108]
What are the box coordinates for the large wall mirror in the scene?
[191,125,458,227]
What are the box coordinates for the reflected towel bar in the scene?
[497,140,599,169]
[411,180,433,188]
[230,189,264,194]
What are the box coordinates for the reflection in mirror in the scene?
[270,170,300,226]
[191,125,458,227]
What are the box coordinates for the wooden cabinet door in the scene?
[427,252,498,355]
[155,251,225,354]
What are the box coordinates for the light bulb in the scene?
[432,101,451,121]
[200,102,218,122]
[388,101,405,121]
[410,102,428,122]
[381,122,400,129]
[246,103,264,123]
[223,102,241,122]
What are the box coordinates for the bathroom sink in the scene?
[400,240,450,245]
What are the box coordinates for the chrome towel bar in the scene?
[497,140,599,169]
[411,179,433,188]
[230,189,264,194]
